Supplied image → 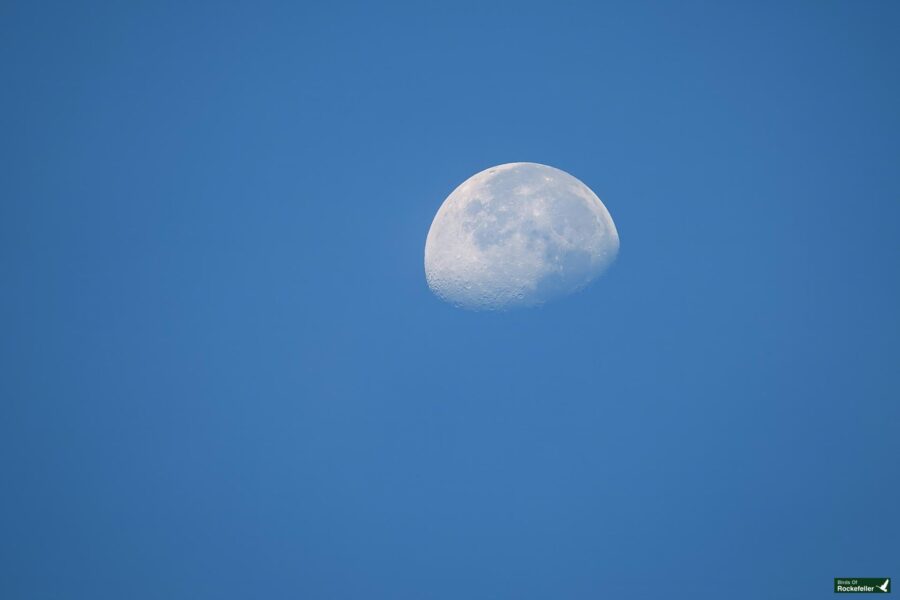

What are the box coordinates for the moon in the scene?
[424,162,619,310]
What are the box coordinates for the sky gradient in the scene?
[2,1,899,598]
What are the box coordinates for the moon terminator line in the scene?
[424,162,619,310]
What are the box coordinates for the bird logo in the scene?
[878,579,890,593]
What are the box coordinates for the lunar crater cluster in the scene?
[424,162,619,310]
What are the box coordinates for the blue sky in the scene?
[2,1,899,598]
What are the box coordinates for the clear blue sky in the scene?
[2,1,899,598]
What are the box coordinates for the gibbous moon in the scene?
[424,162,619,310]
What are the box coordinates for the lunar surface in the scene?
[424,162,619,310]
